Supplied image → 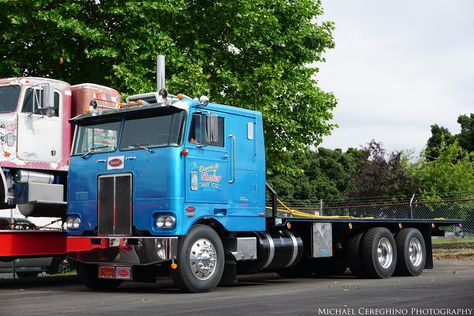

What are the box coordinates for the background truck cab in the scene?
[0,77,119,218]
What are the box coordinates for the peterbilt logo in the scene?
[107,156,124,170]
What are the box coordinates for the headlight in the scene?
[67,216,81,229]
[164,216,176,228]
[72,217,81,229]
[156,216,165,228]
[155,215,175,229]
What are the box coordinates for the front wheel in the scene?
[171,225,224,293]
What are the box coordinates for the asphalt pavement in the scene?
[0,260,473,316]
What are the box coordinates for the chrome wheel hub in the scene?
[377,237,393,269]
[408,238,423,267]
[189,238,217,280]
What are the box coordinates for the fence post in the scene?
[409,194,415,219]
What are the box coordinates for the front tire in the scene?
[171,225,224,293]
[76,263,122,291]
[395,228,426,276]
[362,227,397,278]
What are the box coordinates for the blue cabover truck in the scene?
[66,57,458,293]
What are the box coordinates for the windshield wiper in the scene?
[81,145,111,158]
[130,144,154,153]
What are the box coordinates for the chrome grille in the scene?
[98,174,132,236]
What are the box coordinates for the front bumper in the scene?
[67,236,178,265]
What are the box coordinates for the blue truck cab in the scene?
[67,96,266,237]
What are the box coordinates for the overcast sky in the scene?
[317,0,474,155]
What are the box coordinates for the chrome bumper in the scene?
[67,236,178,265]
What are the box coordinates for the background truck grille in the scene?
[98,174,132,236]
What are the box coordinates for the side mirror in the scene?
[206,114,219,145]
[31,84,54,115]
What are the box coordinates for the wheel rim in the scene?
[189,238,217,280]
[376,237,393,269]
[408,237,423,267]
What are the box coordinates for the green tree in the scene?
[0,0,337,173]
[457,113,474,152]
[414,141,474,199]
[425,124,455,161]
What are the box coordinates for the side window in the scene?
[22,88,60,117]
[188,115,224,147]
[21,88,34,113]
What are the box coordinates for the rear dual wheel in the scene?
[362,227,397,278]
[346,227,397,278]
[395,228,426,276]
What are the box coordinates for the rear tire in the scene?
[76,263,122,291]
[345,232,366,277]
[395,228,426,276]
[171,225,224,293]
[362,227,397,278]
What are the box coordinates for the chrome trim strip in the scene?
[285,231,299,268]
[261,232,275,269]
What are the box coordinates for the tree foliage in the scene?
[426,113,474,160]
[413,141,474,199]
[267,148,361,203]
[0,0,337,172]
[348,140,417,199]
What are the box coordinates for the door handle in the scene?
[223,154,229,159]
[229,134,236,184]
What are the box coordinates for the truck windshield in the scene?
[0,85,20,113]
[73,121,120,156]
[72,109,186,156]
[120,110,186,150]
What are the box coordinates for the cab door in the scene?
[17,87,62,163]
[185,111,230,205]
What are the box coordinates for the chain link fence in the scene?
[268,191,474,254]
